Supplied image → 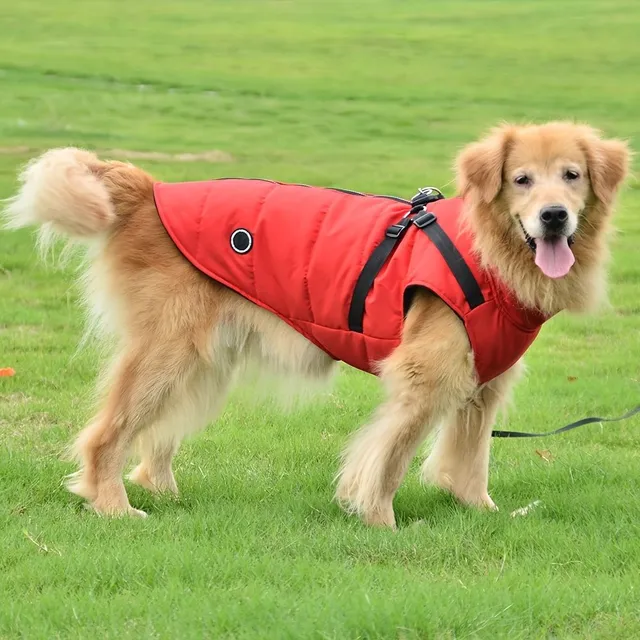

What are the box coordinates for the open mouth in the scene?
[517,217,537,252]
[516,217,576,279]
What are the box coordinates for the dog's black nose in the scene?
[540,205,568,232]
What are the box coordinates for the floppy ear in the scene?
[456,126,515,203]
[581,130,630,205]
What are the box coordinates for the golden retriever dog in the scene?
[3,122,629,527]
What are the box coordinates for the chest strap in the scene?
[348,191,484,333]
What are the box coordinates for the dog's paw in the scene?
[362,504,397,529]
[84,501,148,518]
[336,491,397,529]
[421,466,497,511]
[475,493,498,511]
[453,491,498,511]
[65,470,97,501]
[128,464,178,496]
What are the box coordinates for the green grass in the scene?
[1,0,640,637]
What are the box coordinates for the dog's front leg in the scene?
[421,360,524,510]
[335,294,477,528]
[335,395,441,528]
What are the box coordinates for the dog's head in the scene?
[457,122,630,280]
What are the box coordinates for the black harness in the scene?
[347,187,483,333]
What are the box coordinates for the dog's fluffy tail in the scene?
[3,148,121,252]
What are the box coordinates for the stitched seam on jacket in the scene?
[194,184,214,264]
[252,183,280,300]
[303,196,341,324]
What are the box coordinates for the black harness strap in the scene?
[348,187,469,333]
[491,405,640,438]
[413,210,485,310]
[348,215,414,333]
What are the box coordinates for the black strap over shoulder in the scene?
[347,187,483,333]
[348,216,414,333]
[413,210,485,310]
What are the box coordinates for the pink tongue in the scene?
[534,236,575,278]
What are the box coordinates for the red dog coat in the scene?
[154,179,549,384]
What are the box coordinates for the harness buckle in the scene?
[413,211,437,228]
[411,187,444,207]
[385,217,412,239]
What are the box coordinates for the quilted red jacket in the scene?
[154,179,549,384]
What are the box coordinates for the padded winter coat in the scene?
[154,178,549,384]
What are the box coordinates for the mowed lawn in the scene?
[1,0,640,637]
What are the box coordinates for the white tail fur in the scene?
[3,148,115,252]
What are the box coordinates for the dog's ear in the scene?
[580,128,630,205]
[456,125,515,203]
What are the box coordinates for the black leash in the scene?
[491,405,640,438]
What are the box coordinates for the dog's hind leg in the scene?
[129,364,235,495]
[421,360,523,509]
[67,337,202,516]
[129,434,181,495]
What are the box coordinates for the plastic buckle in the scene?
[411,187,444,207]
[413,211,437,229]
[385,217,412,239]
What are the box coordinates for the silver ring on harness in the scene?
[412,186,444,207]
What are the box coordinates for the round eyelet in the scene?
[230,228,253,254]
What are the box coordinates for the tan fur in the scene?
[3,123,629,526]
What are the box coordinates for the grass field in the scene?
[1,1,640,637]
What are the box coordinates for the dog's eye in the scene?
[564,169,580,181]
[514,175,531,186]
